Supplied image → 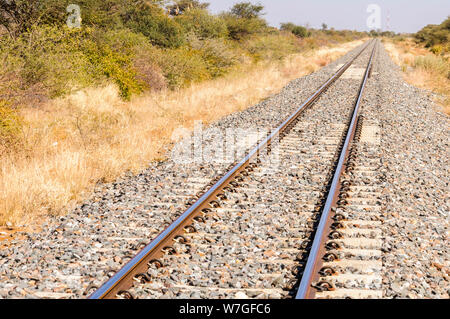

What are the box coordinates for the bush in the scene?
[0,0,133,37]
[415,17,450,48]
[221,14,267,40]
[0,0,66,37]
[0,25,147,102]
[0,0,367,106]
[280,23,296,32]
[1,25,103,101]
[188,36,238,77]
[175,8,228,39]
[122,4,186,48]
[230,2,264,19]
[147,46,210,88]
[132,50,167,91]
[87,29,151,100]
[292,26,310,38]
[281,23,311,38]
[243,33,300,61]
[71,0,127,29]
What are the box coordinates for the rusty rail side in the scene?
[295,40,377,299]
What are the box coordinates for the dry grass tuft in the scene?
[384,39,450,115]
[0,40,364,227]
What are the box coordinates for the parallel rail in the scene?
[89,40,374,299]
[296,41,377,299]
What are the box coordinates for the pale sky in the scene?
[207,0,450,33]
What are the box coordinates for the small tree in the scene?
[122,3,186,48]
[369,29,379,37]
[0,0,147,37]
[230,2,264,19]
[221,2,266,40]
[280,22,310,38]
[292,25,310,38]
[175,8,227,39]
[321,23,328,30]
[0,0,67,38]
[280,22,296,32]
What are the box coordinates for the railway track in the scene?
[88,39,381,299]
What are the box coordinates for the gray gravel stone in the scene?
[0,41,447,299]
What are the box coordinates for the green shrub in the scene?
[71,0,127,29]
[188,36,238,77]
[0,0,367,106]
[292,26,310,38]
[229,2,264,19]
[415,17,450,48]
[175,8,228,39]
[281,23,311,38]
[280,23,296,32]
[0,0,65,37]
[221,14,267,40]
[86,29,151,99]
[122,4,186,48]
[91,48,141,100]
[148,47,210,88]
[0,0,134,37]
[243,34,300,61]
[1,25,104,101]
[0,25,146,102]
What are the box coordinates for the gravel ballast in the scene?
[0,41,448,299]
[373,45,449,299]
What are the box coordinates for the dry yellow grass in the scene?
[0,40,364,227]
[384,39,450,115]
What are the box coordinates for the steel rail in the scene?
[89,40,373,299]
[295,40,377,299]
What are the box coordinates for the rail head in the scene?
[295,40,378,299]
